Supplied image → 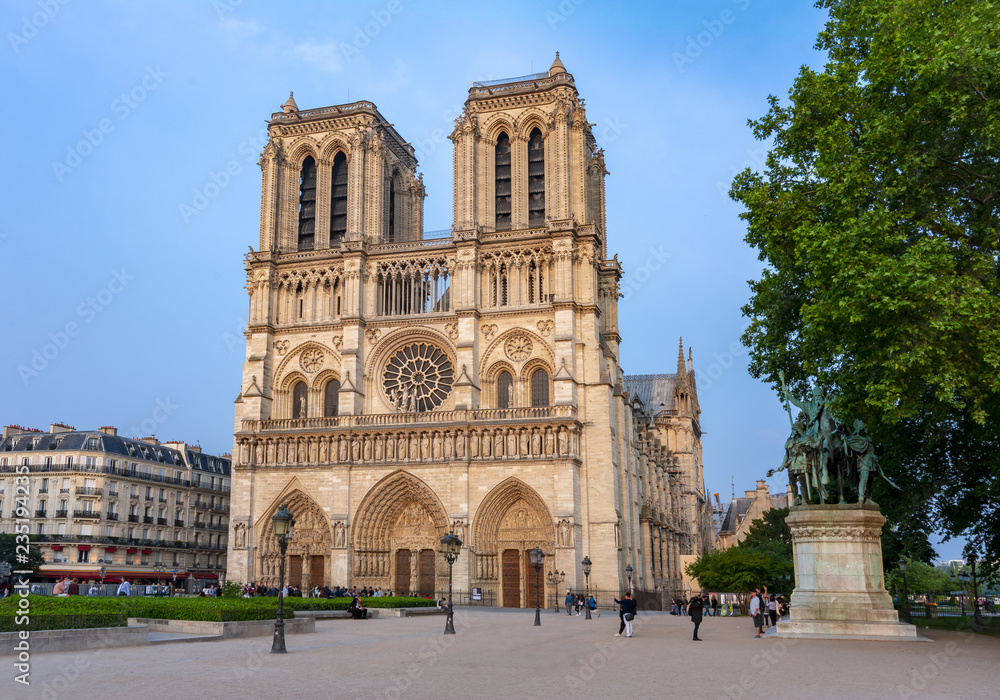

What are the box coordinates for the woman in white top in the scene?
[767,594,778,627]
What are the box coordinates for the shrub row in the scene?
[0,595,434,630]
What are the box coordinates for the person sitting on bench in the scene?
[348,595,368,619]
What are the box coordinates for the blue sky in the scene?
[0,0,962,559]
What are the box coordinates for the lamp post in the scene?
[270,505,295,654]
[546,570,565,612]
[625,564,633,596]
[440,532,462,635]
[898,558,911,624]
[153,563,166,595]
[582,556,592,621]
[529,548,544,627]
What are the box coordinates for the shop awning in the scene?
[77,545,91,551]
[126,548,138,554]
[193,573,219,580]
[105,547,117,552]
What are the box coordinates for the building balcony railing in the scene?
[76,486,103,496]
[34,509,47,518]
[59,488,70,493]
[38,487,48,494]
[107,490,119,498]
[174,519,185,527]
[127,515,139,523]
[193,500,208,509]
[208,523,227,532]
[142,516,154,524]
[72,510,100,519]
[209,504,230,514]
[106,512,119,521]
[241,405,577,434]
[157,517,168,525]
[55,510,68,518]
[158,497,167,503]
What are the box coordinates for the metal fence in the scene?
[24,582,173,597]
[901,603,999,619]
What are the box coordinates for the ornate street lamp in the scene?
[625,563,633,595]
[898,558,911,624]
[546,570,565,612]
[529,548,545,627]
[270,505,295,654]
[582,556,593,621]
[440,532,462,635]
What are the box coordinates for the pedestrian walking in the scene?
[565,590,574,615]
[711,595,719,617]
[750,588,764,638]
[588,594,600,618]
[768,594,778,627]
[689,594,704,641]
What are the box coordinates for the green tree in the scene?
[886,559,955,601]
[0,534,44,574]
[685,547,778,614]
[730,0,1000,569]
[736,507,795,594]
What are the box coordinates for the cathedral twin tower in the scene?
[229,55,711,606]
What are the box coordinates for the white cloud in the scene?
[292,41,343,73]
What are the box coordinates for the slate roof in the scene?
[0,430,230,475]
[624,374,680,414]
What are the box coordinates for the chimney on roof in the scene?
[136,436,160,445]
[49,423,75,434]
[99,426,117,436]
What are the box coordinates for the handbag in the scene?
[624,612,634,621]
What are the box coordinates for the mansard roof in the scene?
[0,429,230,475]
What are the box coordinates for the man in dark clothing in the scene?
[689,595,704,640]
[711,595,719,617]
[614,593,638,637]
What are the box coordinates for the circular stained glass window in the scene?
[384,343,454,412]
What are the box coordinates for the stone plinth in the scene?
[778,504,922,640]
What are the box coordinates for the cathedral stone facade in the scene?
[228,55,709,607]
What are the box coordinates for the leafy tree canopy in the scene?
[685,547,780,613]
[730,0,1000,568]
[0,534,44,574]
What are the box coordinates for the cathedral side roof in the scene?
[624,374,680,414]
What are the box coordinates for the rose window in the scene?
[505,335,533,362]
[383,343,454,412]
[299,348,324,373]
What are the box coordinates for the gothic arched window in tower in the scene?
[530,369,550,407]
[383,343,454,412]
[495,132,512,231]
[324,378,340,417]
[527,128,545,228]
[297,156,317,251]
[497,371,514,409]
[292,381,308,419]
[330,152,348,245]
[387,177,396,242]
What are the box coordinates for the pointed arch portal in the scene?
[257,490,332,590]
[352,471,450,596]
[472,478,555,608]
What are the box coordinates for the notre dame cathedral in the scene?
[228,55,712,607]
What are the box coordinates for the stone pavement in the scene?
[5,609,997,700]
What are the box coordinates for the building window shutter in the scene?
[297,156,317,251]
[495,133,512,231]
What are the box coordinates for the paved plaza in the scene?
[6,610,997,700]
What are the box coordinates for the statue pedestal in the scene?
[778,504,923,641]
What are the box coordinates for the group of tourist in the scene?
[563,591,600,617]
[670,595,720,617]
[748,587,786,638]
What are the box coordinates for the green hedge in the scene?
[0,596,292,629]
[0,595,434,630]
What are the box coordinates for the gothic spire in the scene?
[677,337,686,376]
[549,52,567,76]
[282,91,298,113]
